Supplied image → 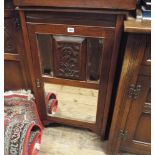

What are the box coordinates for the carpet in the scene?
[4,90,43,155]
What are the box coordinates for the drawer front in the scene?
[28,23,115,38]
[13,0,136,10]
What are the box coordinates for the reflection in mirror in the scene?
[87,38,103,82]
[44,83,98,123]
[37,34,53,76]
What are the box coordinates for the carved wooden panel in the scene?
[4,18,17,53]
[4,0,13,9]
[121,75,151,154]
[134,82,151,143]
[53,36,86,80]
[4,7,31,90]
[134,114,151,143]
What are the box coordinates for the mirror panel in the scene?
[44,83,98,123]
[87,38,103,82]
[37,34,54,76]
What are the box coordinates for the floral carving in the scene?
[4,14,20,53]
[55,42,81,79]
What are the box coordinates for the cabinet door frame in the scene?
[27,22,115,132]
[107,34,151,154]
[120,75,151,154]
[19,10,124,137]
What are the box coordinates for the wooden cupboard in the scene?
[107,21,151,155]
[17,7,125,136]
[4,0,31,90]
[5,1,152,154]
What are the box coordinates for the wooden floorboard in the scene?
[39,125,107,155]
[39,126,135,155]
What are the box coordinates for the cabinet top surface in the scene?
[124,20,151,34]
[13,0,136,10]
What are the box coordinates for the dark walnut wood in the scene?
[4,0,31,90]
[53,36,86,80]
[4,61,26,90]
[13,0,136,10]
[4,18,17,53]
[18,7,124,136]
[107,31,151,155]
[120,75,151,155]
[5,0,14,10]
[6,1,151,154]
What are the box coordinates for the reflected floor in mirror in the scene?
[44,83,98,123]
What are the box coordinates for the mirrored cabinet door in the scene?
[36,33,103,124]
[27,22,115,133]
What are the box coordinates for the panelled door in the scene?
[27,21,115,134]
[120,75,151,154]
[120,36,151,155]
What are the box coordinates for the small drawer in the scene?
[25,11,116,28]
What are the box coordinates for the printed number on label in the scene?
[67,27,75,33]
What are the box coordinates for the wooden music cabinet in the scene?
[22,11,125,137]
[5,1,151,154]
[5,0,150,152]
[4,0,31,90]
[5,0,137,140]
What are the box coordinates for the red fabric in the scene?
[23,124,42,155]
[29,131,41,155]
[45,92,58,114]
[4,91,43,155]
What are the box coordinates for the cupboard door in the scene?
[27,22,115,133]
[121,75,151,154]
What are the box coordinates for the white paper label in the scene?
[67,27,74,33]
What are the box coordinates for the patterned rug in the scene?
[4,90,43,155]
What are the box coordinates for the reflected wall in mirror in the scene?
[44,83,99,123]
[87,38,103,82]
[37,34,53,76]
